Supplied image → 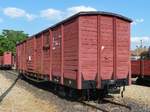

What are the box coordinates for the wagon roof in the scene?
[35,11,132,35]
[17,11,132,45]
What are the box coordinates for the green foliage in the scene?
[0,29,28,55]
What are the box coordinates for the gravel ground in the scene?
[0,70,150,112]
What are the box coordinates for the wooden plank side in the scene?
[79,16,97,80]
[131,60,141,77]
[100,16,114,80]
[26,38,35,72]
[52,27,61,77]
[116,19,130,79]
[22,42,26,71]
[63,19,78,80]
[43,31,50,75]
[16,45,21,70]
[35,35,43,74]
[143,60,150,76]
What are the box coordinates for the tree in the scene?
[0,29,28,55]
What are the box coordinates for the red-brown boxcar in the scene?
[131,60,150,78]
[143,60,150,77]
[131,60,141,77]
[2,51,13,69]
[16,11,132,97]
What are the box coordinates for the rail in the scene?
[0,70,21,102]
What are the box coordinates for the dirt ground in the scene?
[0,71,57,112]
[124,85,150,105]
[0,70,150,112]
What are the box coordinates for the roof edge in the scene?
[17,11,132,45]
[34,11,132,36]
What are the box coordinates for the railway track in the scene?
[79,98,131,112]
[4,70,18,76]
[0,70,20,102]
[0,70,133,112]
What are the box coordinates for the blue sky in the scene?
[0,0,150,49]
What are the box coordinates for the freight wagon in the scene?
[0,51,14,69]
[131,60,150,79]
[16,11,132,99]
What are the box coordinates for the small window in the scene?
[43,32,50,50]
